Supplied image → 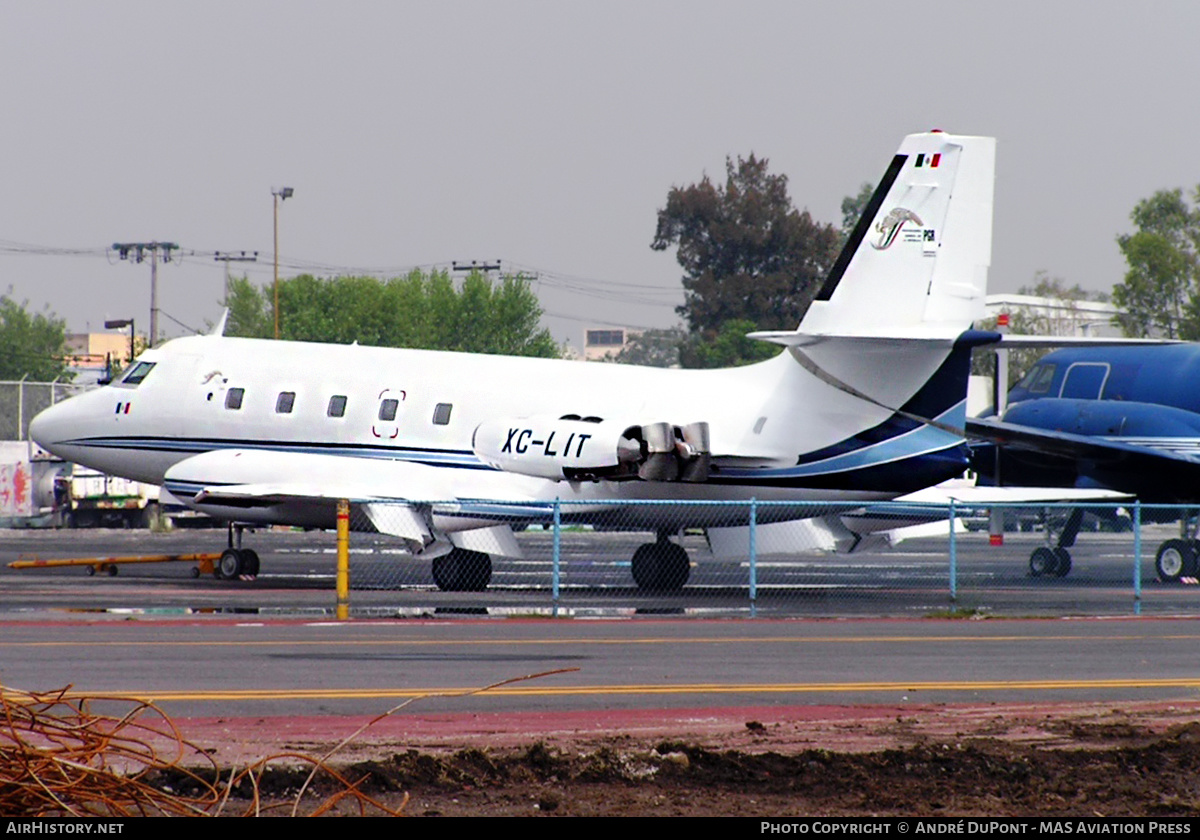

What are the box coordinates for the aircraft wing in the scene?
[162,448,546,554]
[164,449,462,506]
[967,417,1200,466]
[966,416,1200,498]
[894,481,1131,504]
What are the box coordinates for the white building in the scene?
[982,294,1120,337]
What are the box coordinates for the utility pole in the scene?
[213,251,259,301]
[112,242,179,347]
[452,260,502,276]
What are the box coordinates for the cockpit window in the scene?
[121,362,156,386]
[1016,363,1056,395]
[1028,364,1056,394]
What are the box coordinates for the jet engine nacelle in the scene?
[1005,398,1200,438]
[472,415,711,482]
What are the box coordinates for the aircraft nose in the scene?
[29,399,71,455]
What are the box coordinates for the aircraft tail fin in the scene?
[760,131,995,343]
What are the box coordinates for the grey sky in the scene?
[3,1,1198,348]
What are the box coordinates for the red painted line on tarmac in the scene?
[166,698,1200,765]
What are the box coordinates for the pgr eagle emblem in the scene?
[871,207,923,250]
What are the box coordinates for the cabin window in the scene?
[275,391,296,414]
[121,362,156,386]
[378,398,399,422]
[225,388,244,410]
[328,395,347,418]
[432,403,453,425]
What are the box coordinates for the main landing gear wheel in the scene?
[214,548,261,580]
[1155,539,1198,583]
[431,549,493,592]
[1029,546,1071,578]
[1051,547,1072,577]
[215,548,242,580]
[630,540,690,591]
[239,549,260,577]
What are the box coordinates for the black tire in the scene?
[1051,547,1072,578]
[216,548,242,580]
[1156,539,1197,583]
[630,541,690,591]
[106,565,118,576]
[431,555,453,590]
[1029,546,1057,578]
[239,549,260,578]
[431,549,492,592]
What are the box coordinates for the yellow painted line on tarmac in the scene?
[9,632,1200,649]
[41,676,1200,703]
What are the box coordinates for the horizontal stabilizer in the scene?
[991,334,1176,349]
[747,328,965,347]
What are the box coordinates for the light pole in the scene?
[103,318,136,367]
[271,187,294,340]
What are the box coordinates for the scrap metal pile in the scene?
[0,685,406,817]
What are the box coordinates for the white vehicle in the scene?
[55,465,159,529]
[30,130,997,590]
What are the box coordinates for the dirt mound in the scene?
[231,725,1200,816]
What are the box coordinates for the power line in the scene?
[157,309,202,335]
[4,239,687,323]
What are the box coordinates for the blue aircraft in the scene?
[968,343,1200,583]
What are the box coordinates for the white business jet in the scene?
[30,130,997,591]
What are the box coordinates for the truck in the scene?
[54,466,160,529]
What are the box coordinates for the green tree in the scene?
[679,319,778,369]
[604,326,686,368]
[0,294,71,381]
[222,276,272,339]
[1019,271,1109,304]
[1112,188,1200,339]
[221,270,558,357]
[652,153,840,367]
[840,181,874,242]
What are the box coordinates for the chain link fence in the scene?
[338,499,1200,618]
[0,380,91,440]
